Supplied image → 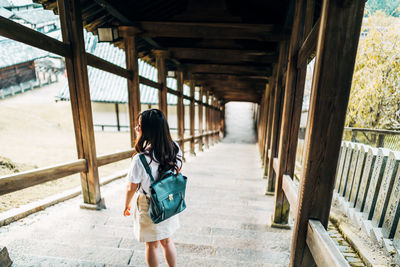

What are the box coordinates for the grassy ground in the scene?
[0,77,132,212]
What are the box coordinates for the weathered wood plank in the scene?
[306,220,350,267]
[58,0,101,205]
[0,246,12,267]
[349,144,367,206]
[383,153,400,238]
[297,19,320,67]
[204,90,210,149]
[0,16,71,58]
[291,0,365,265]
[0,160,86,195]
[282,175,298,214]
[97,149,135,166]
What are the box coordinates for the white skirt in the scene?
[132,193,180,242]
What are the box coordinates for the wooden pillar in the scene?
[205,90,210,149]
[177,70,185,158]
[290,0,365,266]
[189,80,196,155]
[198,86,204,151]
[115,103,120,132]
[263,83,275,179]
[266,42,288,193]
[57,0,102,207]
[221,103,226,137]
[154,50,168,118]
[124,36,141,147]
[209,94,215,146]
[272,0,305,226]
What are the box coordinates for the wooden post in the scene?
[209,94,214,146]
[57,0,103,208]
[198,86,204,151]
[221,102,226,137]
[205,90,210,149]
[263,82,276,179]
[189,80,196,155]
[124,36,141,147]
[115,103,120,132]
[290,0,365,266]
[266,42,288,194]
[272,0,305,226]
[154,50,168,118]
[177,70,185,158]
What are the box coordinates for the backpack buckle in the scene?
[168,194,174,201]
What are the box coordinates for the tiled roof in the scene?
[0,38,49,68]
[14,8,58,25]
[57,33,194,105]
[0,6,13,17]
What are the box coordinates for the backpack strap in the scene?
[139,154,155,184]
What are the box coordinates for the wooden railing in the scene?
[333,141,400,259]
[0,131,219,196]
[343,127,400,150]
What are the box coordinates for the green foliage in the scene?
[346,12,400,129]
[366,0,400,17]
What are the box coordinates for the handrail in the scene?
[344,127,400,135]
[97,148,135,166]
[307,220,350,267]
[0,131,220,196]
[282,174,298,214]
[0,159,86,195]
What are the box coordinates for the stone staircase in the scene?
[0,144,292,266]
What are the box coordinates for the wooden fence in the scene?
[333,141,400,261]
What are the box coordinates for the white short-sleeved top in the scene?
[126,142,182,196]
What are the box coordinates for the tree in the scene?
[366,0,400,17]
[346,11,400,130]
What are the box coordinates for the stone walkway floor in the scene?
[0,142,292,266]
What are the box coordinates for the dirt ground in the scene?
[0,76,132,212]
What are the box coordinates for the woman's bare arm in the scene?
[124,182,139,216]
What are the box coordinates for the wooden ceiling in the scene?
[37,0,294,103]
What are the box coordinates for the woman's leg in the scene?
[145,241,160,267]
[159,237,177,267]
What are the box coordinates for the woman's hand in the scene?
[123,205,131,216]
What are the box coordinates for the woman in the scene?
[124,109,182,267]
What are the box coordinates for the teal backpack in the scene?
[139,154,187,224]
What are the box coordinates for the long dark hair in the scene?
[135,109,182,175]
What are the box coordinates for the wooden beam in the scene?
[97,149,135,166]
[58,0,102,206]
[137,21,289,41]
[169,48,278,64]
[263,80,276,178]
[139,76,161,89]
[186,64,272,76]
[297,18,320,67]
[306,220,350,267]
[0,16,71,58]
[0,160,86,195]
[154,49,168,117]
[282,175,298,214]
[86,53,131,79]
[125,36,141,146]
[177,70,185,157]
[189,81,196,155]
[198,86,204,151]
[189,73,268,82]
[291,0,366,265]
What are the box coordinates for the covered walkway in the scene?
[1,104,292,266]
